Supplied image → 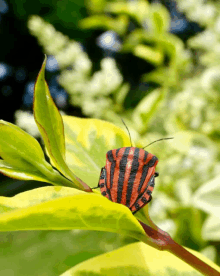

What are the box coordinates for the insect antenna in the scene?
[121,118,133,147]
[143,137,174,149]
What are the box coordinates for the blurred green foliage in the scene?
[9,0,87,41]
[0,230,133,276]
[1,0,220,274]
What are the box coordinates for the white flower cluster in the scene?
[28,16,69,54]
[28,16,125,119]
[59,57,123,117]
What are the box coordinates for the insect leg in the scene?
[130,175,155,214]
[99,167,112,200]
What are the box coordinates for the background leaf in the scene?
[202,214,220,241]
[133,89,165,134]
[133,44,164,65]
[60,241,220,276]
[63,116,131,187]
[79,15,128,35]
[150,4,170,34]
[0,229,133,276]
[192,175,220,219]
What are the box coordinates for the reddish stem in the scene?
[139,221,220,276]
[168,241,220,276]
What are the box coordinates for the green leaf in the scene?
[0,120,80,188]
[34,57,86,190]
[202,214,220,241]
[174,207,205,249]
[0,186,85,214]
[133,89,166,134]
[105,1,149,24]
[192,175,220,219]
[150,4,170,34]
[0,120,51,171]
[200,246,217,262]
[114,83,130,107]
[0,186,147,242]
[174,179,192,206]
[79,15,128,35]
[0,160,54,184]
[63,116,131,187]
[0,120,59,184]
[60,241,220,276]
[142,67,178,88]
[122,29,146,52]
[133,44,164,65]
[170,131,195,154]
[86,0,105,13]
[142,67,168,85]
[0,229,132,276]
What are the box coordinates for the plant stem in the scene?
[168,241,220,276]
[139,221,220,276]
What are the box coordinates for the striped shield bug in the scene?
[94,120,173,214]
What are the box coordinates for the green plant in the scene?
[0,58,220,275]
[8,0,215,268]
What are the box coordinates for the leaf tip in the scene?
[42,55,47,73]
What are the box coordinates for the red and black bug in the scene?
[95,120,172,214]
[98,147,159,214]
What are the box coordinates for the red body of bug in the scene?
[98,147,158,214]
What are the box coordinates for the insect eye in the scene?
[154,172,159,178]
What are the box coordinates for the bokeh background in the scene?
[0,0,220,275]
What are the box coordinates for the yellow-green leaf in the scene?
[63,115,131,187]
[193,175,220,220]
[60,241,220,276]
[134,44,164,65]
[34,57,85,190]
[0,186,84,214]
[0,120,79,188]
[0,160,54,184]
[0,186,147,243]
[0,120,59,183]
[150,4,170,34]
[79,15,128,35]
[0,120,50,170]
[202,214,220,241]
[133,89,166,134]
